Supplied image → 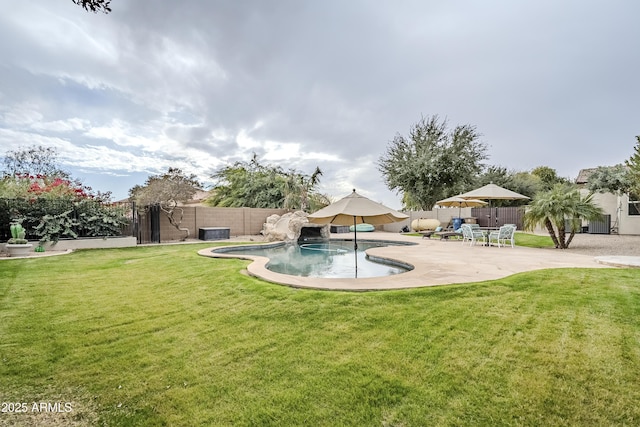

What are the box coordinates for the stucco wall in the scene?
[581,190,640,235]
[155,206,290,241]
[615,194,640,235]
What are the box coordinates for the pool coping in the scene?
[197,232,613,291]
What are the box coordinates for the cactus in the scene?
[10,223,20,239]
[8,222,28,245]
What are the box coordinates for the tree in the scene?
[129,168,201,241]
[531,166,571,191]
[523,184,604,249]
[378,115,488,210]
[587,164,631,195]
[207,155,327,210]
[283,166,329,212]
[72,0,111,14]
[1,145,69,179]
[625,136,640,197]
[507,171,543,201]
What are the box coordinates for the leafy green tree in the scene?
[207,155,327,210]
[508,171,543,200]
[587,164,631,195]
[625,136,640,197]
[474,165,510,188]
[531,166,571,191]
[523,184,604,249]
[378,115,487,210]
[129,168,202,241]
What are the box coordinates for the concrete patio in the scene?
[198,232,631,291]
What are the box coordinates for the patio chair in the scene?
[460,224,485,246]
[420,226,442,239]
[488,225,516,248]
[434,230,463,240]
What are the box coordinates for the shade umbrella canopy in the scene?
[307,190,408,276]
[436,196,488,208]
[436,196,488,219]
[457,183,530,200]
[307,189,408,226]
[456,183,529,228]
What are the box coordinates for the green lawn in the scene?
[1,243,639,426]
[513,232,555,248]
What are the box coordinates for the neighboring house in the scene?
[576,168,640,235]
[180,190,211,206]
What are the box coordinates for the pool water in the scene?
[213,239,414,279]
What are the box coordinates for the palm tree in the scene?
[283,167,324,211]
[523,184,605,249]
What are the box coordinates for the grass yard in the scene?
[513,232,555,248]
[1,243,640,426]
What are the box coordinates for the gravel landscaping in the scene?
[547,233,640,257]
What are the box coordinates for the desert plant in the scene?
[524,184,604,248]
[7,221,28,244]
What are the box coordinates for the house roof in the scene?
[181,190,211,205]
[575,168,598,184]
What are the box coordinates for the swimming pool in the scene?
[211,239,415,279]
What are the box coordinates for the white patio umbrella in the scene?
[307,189,408,274]
[457,183,529,228]
[436,196,488,219]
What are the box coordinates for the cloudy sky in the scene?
[0,1,638,208]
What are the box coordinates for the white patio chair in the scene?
[488,225,516,248]
[460,224,486,246]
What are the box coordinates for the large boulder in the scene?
[263,211,329,242]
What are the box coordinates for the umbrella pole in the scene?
[353,216,358,275]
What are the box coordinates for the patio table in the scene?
[478,227,499,246]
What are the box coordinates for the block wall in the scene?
[154,206,290,241]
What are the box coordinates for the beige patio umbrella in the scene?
[307,189,408,273]
[457,183,529,227]
[436,196,488,219]
[457,183,530,201]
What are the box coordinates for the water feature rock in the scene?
[262,211,329,242]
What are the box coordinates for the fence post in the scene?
[150,204,161,243]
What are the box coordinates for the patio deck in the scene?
[198,232,620,291]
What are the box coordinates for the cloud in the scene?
[0,0,638,208]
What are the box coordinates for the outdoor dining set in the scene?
[459,223,517,247]
[421,223,517,247]
[427,182,528,248]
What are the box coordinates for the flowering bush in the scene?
[1,174,129,243]
[3,173,95,201]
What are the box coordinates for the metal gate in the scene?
[588,214,611,234]
[136,205,161,244]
